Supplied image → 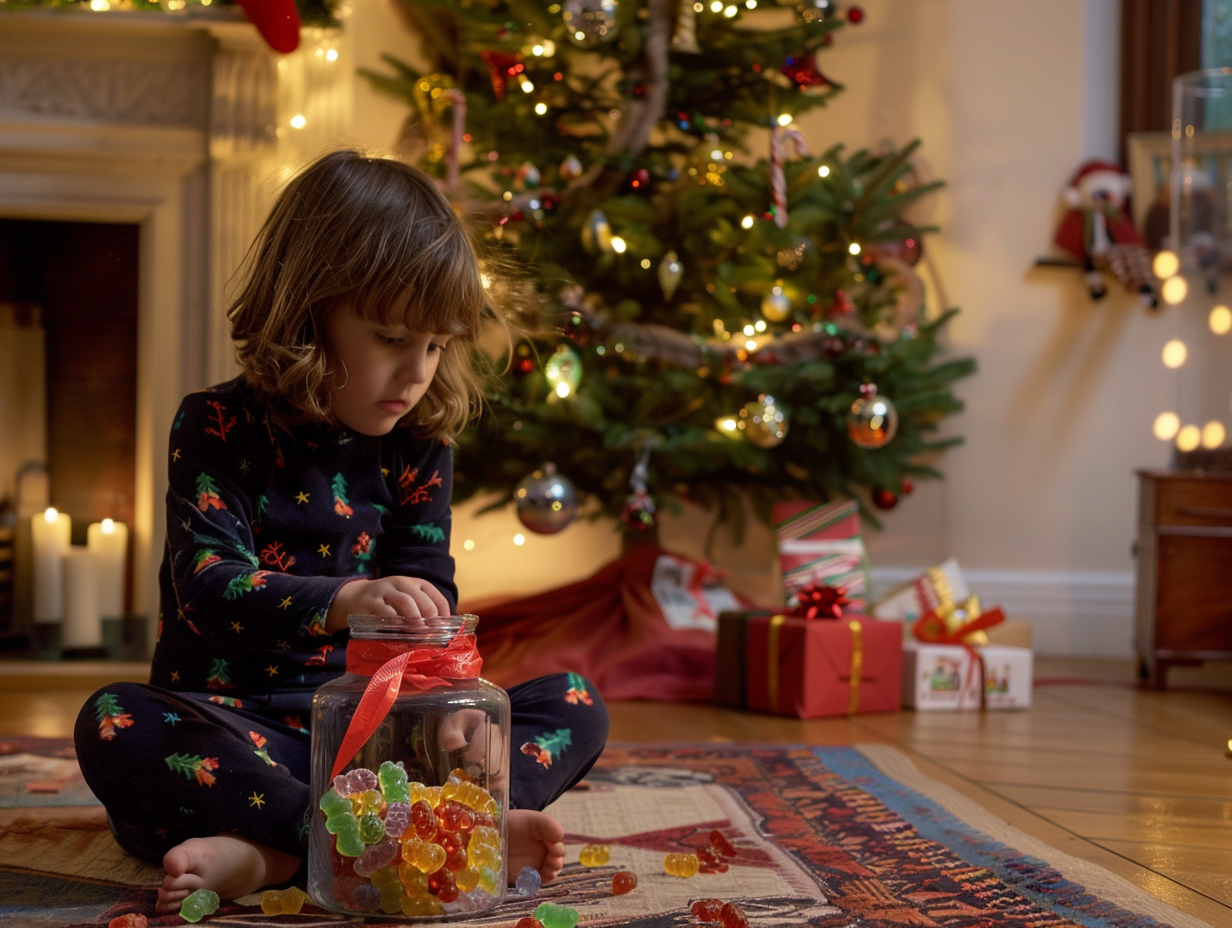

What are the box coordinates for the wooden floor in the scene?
[2,656,1230,925]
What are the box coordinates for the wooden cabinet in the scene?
[1134,470,1232,687]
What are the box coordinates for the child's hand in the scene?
[326,576,451,631]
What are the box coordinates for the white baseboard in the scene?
[871,568,1137,659]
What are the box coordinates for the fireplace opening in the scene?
[0,219,139,645]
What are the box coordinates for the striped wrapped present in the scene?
[771,500,871,612]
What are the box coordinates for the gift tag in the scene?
[651,555,742,630]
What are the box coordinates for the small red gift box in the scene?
[716,611,903,718]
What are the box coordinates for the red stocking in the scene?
[236,0,302,54]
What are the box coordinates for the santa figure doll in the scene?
[1054,159,1158,308]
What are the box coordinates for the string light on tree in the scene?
[1176,424,1202,452]
[1153,411,1181,441]
[562,0,619,46]
[1152,250,1180,279]
[1202,421,1226,448]
[1210,305,1232,334]
[1160,275,1188,305]
[544,344,582,398]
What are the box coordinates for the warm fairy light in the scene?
[289,114,307,129]
[532,43,546,55]
[1153,412,1180,441]
[848,242,861,255]
[817,165,830,177]
[521,80,535,93]
[1162,339,1188,368]
[1210,305,1232,334]
[745,339,757,350]
[480,273,493,289]
[693,1,703,9]
[44,507,59,523]
[710,0,722,10]
[610,236,627,253]
[1152,250,1179,279]
[746,0,757,7]
[534,103,548,115]
[89,0,110,10]
[777,113,793,127]
[555,382,571,398]
[724,4,738,16]
[1203,421,1226,448]
[1176,425,1201,452]
[640,258,651,269]
[717,416,740,433]
[742,324,755,336]
[502,191,514,201]
[101,518,116,534]
[741,214,755,229]
[462,539,475,551]
[326,48,339,62]
[754,319,767,332]
[513,533,526,546]
[1161,275,1188,304]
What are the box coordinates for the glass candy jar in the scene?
[308,614,510,919]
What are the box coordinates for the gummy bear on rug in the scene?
[460,543,754,703]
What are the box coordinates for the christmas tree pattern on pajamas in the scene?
[332,473,353,518]
[195,473,226,512]
[564,673,593,705]
[165,753,220,787]
[206,657,235,690]
[93,692,134,740]
[520,728,572,769]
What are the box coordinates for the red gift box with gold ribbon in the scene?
[716,606,903,719]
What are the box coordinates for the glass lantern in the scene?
[308,614,510,919]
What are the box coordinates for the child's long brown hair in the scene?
[228,149,501,439]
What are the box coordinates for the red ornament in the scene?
[872,488,899,510]
[828,288,856,316]
[480,50,522,101]
[781,51,831,89]
[629,168,651,191]
[791,583,850,619]
[236,0,301,53]
[847,5,865,24]
[901,476,914,495]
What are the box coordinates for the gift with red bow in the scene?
[772,500,871,613]
[715,594,901,719]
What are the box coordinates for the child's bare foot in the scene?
[506,809,565,885]
[157,835,301,915]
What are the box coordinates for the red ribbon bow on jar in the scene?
[790,583,850,620]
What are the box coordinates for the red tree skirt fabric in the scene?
[459,544,732,703]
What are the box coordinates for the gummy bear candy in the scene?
[353,883,382,913]
[698,845,729,873]
[357,812,386,844]
[354,836,399,877]
[437,799,477,834]
[719,901,749,928]
[179,888,220,923]
[578,843,610,867]
[384,800,409,838]
[259,886,308,916]
[428,867,459,902]
[440,830,467,872]
[612,870,638,894]
[401,836,447,873]
[108,914,148,928]
[710,828,737,856]
[410,799,438,839]
[345,767,379,794]
[514,918,545,928]
[663,851,700,877]
[352,788,385,816]
[692,898,724,921]
[514,865,541,897]
[534,901,579,928]
[378,760,411,803]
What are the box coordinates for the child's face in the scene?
[323,305,453,436]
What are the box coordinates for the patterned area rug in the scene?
[0,738,1214,928]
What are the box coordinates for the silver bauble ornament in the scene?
[562,0,619,47]
[658,250,683,300]
[846,385,898,448]
[514,463,578,534]
[742,395,788,448]
[760,288,792,323]
[560,153,584,180]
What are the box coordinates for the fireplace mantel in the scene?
[0,10,349,649]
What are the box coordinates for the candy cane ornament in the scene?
[770,126,808,229]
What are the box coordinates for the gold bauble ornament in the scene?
[760,287,792,322]
[742,395,788,448]
[846,385,898,449]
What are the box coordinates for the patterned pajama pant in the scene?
[73,673,609,864]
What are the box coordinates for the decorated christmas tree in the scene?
[366,0,974,541]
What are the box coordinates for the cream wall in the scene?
[344,0,1173,656]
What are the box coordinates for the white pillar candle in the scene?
[62,546,102,649]
[87,518,128,619]
[31,507,70,622]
